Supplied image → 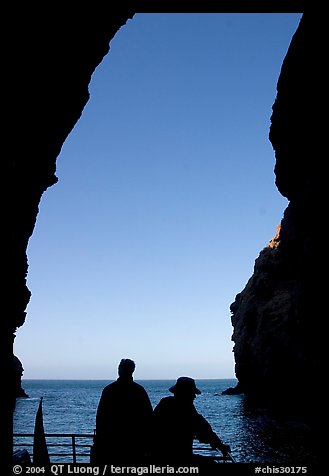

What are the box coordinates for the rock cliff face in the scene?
[230,13,322,421]
[13,356,28,400]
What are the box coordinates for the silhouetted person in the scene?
[94,359,153,463]
[150,376,231,462]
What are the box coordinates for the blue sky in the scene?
[15,13,302,380]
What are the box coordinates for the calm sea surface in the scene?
[13,379,316,465]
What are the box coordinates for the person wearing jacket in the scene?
[150,376,231,462]
[93,359,153,463]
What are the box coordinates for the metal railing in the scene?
[14,433,94,463]
[13,434,234,464]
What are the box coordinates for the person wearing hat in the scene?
[150,376,231,461]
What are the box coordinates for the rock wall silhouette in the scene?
[230,12,322,422]
[5,4,134,466]
[13,355,28,400]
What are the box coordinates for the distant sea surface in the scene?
[14,379,315,465]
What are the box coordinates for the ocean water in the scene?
[13,379,315,465]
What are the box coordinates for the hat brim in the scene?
[169,385,201,395]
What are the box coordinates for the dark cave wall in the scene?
[8,0,135,389]
[10,5,135,334]
[230,13,322,420]
[5,4,135,465]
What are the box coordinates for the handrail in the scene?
[13,433,233,464]
[13,433,94,463]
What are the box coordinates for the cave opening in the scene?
[14,13,301,381]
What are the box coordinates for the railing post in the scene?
[72,435,76,464]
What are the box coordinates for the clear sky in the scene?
[15,13,302,380]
